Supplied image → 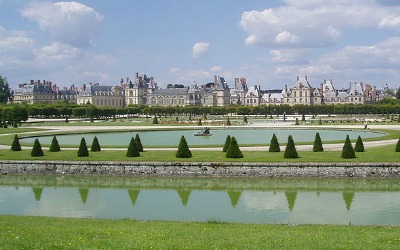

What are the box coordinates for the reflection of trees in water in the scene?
[79,188,89,204]
[285,191,297,211]
[227,191,242,207]
[32,187,43,201]
[342,192,355,211]
[177,190,191,206]
[128,189,140,207]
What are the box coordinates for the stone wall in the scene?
[1,160,400,177]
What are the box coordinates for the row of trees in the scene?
[2,101,400,126]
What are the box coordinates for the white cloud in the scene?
[33,42,81,62]
[379,15,400,29]
[239,1,398,49]
[192,42,209,58]
[211,66,222,72]
[169,67,180,74]
[21,1,104,48]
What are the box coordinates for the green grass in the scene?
[0,143,398,162]
[1,215,399,249]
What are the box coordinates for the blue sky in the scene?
[1,0,399,90]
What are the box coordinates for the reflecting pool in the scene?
[1,175,399,225]
[20,128,383,147]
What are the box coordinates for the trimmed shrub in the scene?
[135,134,144,152]
[354,135,365,152]
[198,119,202,126]
[49,135,61,152]
[312,132,324,152]
[31,138,44,157]
[152,116,158,124]
[77,138,89,157]
[11,134,22,151]
[223,135,231,152]
[226,117,231,126]
[295,118,299,125]
[269,133,280,152]
[341,135,356,159]
[126,137,140,157]
[243,116,248,123]
[226,136,243,158]
[302,114,306,122]
[396,139,400,152]
[91,136,101,152]
[318,118,322,125]
[284,135,298,158]
[176,136,192,158]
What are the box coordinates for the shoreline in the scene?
[1,160,400,177]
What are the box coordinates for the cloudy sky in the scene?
[1,0,399,90]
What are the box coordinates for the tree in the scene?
[11,134,21,151]
[226,116,231,126]
[134,134,144,152]
[31,138,44,157]
[354,135,365,152]
[0,75,12,103]
[126,137,140,157]
[243,116,248,123]
[302,114,306,122]
[341,135,356,159]
[77,137,89,157]
[313,132,324,152]
[91,136,101,152]
[176,135,192,158]
[269,133,280,152]
[49,135,61,152]
[396,139,400,152]
[226,136,243,158]
[284,135,299,158]
[223,135,231,152]
[152,116,158,124]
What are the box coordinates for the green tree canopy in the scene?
[342,135,356,159]
[0,75,12,103]
[269,133,280,152]
[77,138,89,157]
[49,136,61,152]
[126,137,140,157]
[313,132,324,152]
[31,138,44,157]
[226,136,243,158]
[354,136,365,152]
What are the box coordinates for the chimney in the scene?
[214,75,218,84]
[30,80,34,85]
[285,84,288,93]
[320,83,323,95]
[136,72,139,79]
[305,75,308,81]
[296,76,299,81]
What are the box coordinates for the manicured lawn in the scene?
[0,143,398,162]
[1,215,399,249]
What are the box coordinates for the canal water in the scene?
[1,175,399,225]
[20,128,383,147]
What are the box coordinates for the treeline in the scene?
[1,101,400,127]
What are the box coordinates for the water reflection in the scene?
[1,175,400,225]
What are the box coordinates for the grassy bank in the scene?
[1,215,399,249]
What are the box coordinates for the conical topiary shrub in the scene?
[49,135,61,152]
[126,137,140,157]
[226,136,243,158]
[31,138,44,157]
[396,139,400,152]
[226,117,231,126]
[269,133,280,152]
[152,116,158,124]
[91,136,101,152]
[11,134,22,151]
[354,135,364,152]
[295,118,299,125]
[77,137,89,157]
[176,136,192,158]
[223,135,231,152]
[284,135,298,158]
[312,132,324,152]
[135,134,144,152]
[341,135,356,159]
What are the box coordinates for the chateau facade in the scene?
[13,74,386,107]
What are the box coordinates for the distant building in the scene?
[13,80,77,104]
[282,76,322,105]
[77,83,124,107]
